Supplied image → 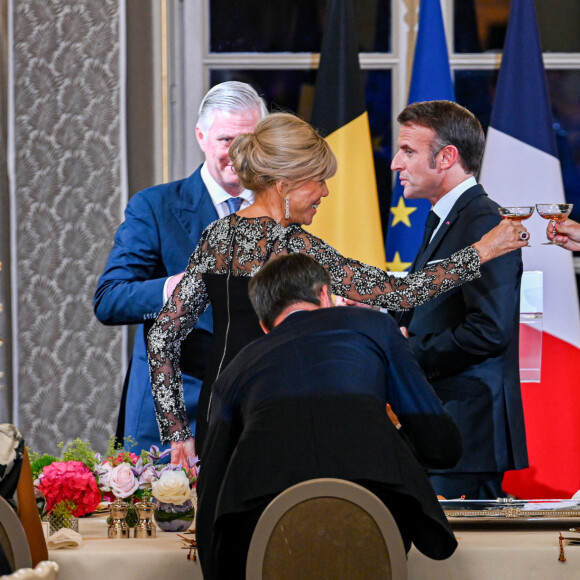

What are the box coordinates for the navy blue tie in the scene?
[417,210,440,257]
[226,196,243,214]
[411,210,440,274]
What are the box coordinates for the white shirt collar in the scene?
[431,176,477,236]
[200,163,255,217]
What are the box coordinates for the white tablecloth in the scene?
[49,516,203,579]
[49,517,580,579]
[409,520,580,580]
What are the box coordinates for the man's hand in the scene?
[334,296,379,310]
[171,438,197,475]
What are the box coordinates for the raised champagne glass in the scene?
[498,206,534,245]
[535,203,573,245]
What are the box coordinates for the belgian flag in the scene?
[307,0,385,269]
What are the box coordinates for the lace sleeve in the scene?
[283,226,481,311]
[147,235,212,444]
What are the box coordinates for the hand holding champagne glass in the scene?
[498,206,534,245]
[535,203,574,245]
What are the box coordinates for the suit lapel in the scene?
[412,185,485,271]
[171,168,219,247]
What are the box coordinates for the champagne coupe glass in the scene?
[535,203,574,245]
[498,206,534,245]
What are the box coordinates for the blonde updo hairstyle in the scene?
[229,112,338,195]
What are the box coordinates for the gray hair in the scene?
[197,81,268,132]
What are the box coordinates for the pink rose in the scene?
[110,463,139,498]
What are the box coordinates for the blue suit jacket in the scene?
[94,167,217,452]
[407,184,528,473]
[197,307,462,576]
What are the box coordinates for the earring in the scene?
[285,196,290,219]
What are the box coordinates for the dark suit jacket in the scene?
[197,307,463,577]
[93,166,216,451]
[406,184,528,473]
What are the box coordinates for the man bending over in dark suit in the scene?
[196,253,463,580]
[391,100,528,499]
[94,82,268,455]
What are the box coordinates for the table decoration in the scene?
[441,498,580,522]
[95,443,142,528]
[108,497,130,538]
[46,527,83,549]
[134,500,157,538]
[30,436,199,537]
[152,470,196,533]
[29,437,197,538]
[31,438,101,533]
[35,459,101,534]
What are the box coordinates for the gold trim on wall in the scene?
[161,0,169,183]
[403,0,419,96]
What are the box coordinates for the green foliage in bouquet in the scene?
[28,451,59,481]
[51,500,77,519]
[58,438,99,471]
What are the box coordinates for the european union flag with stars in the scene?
[385,0,455,272]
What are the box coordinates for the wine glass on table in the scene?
[535,203,574,245]
[498,206,534,245]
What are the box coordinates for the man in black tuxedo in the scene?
[391,100,528,499]
[196,253,462,579]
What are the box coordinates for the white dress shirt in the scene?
[201,163,255,218]
[430,176,477,241]
[162,164,256,301]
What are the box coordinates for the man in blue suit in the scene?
[196,254,462,579]
[94,81,267,454]
[391,100,528,499]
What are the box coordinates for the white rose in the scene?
[152,470,191,505]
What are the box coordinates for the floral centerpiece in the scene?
[30,440,102,534]
[96,441,198,532]
[30,437,198,534]
[36,461,101,518]
[151,469,197,532]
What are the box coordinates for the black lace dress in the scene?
[147,215,481,449]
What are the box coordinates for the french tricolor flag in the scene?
[480,0,580,497]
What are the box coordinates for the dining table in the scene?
[48,515,580,579]
[48,515,204,579]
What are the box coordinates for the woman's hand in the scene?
[171,438,197,475]
[472,219,529,264]
[334,296,380,310]
[547,218,580,251]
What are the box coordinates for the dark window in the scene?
[209,0,391,53]
[454,0,580,53]
[455,69,580,222]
